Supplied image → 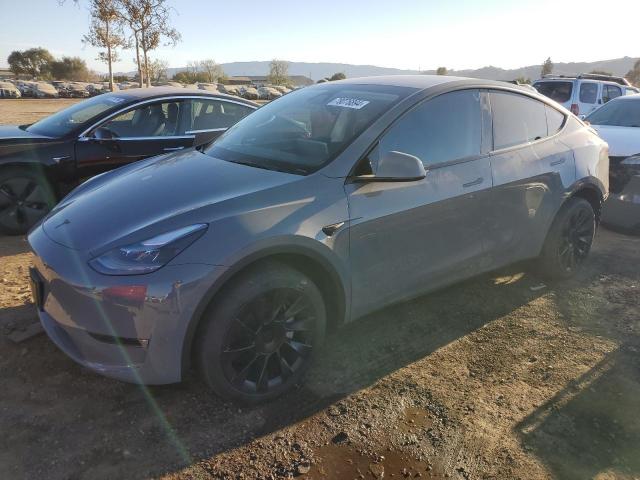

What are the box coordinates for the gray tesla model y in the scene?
[28,76,609,403]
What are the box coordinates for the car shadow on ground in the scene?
[0,237,549,479]
[514,227,640,480]
[516,348,640,479]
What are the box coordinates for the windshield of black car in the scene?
[26,94,129,137]
[586,98,640,127]
[205,84,416,174]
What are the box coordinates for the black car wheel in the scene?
[0,168,55,235]
[197,262,326,404]
[538,197,595,280]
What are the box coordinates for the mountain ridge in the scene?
[123,56,639,82]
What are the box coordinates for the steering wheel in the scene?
[93,127,119,140]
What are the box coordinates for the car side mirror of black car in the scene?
[93,127,114,140]
[353,150,427,182]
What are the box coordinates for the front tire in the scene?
[197,262,326,404]
[537,197,596,280]
[0,167,56,235]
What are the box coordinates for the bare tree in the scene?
[199,59,223,83]
[436,66,448,76]
[147,58,168,83]
[267,59,289,86]
[116,0,181,87]
[82,0,127,91]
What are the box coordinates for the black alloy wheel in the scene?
[198,262,326,404]
[557,205,595,273]
[538,197,596,280]
[0,169,54,235]
[221,289,316,394]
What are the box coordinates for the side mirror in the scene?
[93,127,114,140]
[355,150,426,182]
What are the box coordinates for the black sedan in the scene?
[0,87,258,234]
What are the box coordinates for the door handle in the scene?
[462,177,483,188]
[550,158,566,166]
[163,146,185,152]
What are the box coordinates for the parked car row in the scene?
[6,76,619,404]
[193,82,292,100]
[0,76,297,101]
[0,81,21,98]
[0,79,117,98]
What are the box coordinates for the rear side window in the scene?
[188,99,253,132]
[545,105,565,134]
[579,83,598,103]
[378,89,482,166]
[603,85,622,103]
[533,81,573,103]
[490,91,548,150]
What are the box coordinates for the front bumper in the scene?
[28,225,226,384]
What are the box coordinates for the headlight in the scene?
[89,224,208,275]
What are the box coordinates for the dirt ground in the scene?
[0,98,82,125]
[1,100,639,480]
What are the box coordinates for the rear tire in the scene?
[537,197,595,281]
[197,262,326,405]
[0,167,56,235]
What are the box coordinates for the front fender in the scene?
[178,235,351,376]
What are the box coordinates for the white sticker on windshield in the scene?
[107,96,126,104]
[327,97,370,109]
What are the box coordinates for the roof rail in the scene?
[541,74,576,79]
[576,73,631,86]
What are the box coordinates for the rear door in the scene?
[75,98,193,178]
[346,89,493,318]
[485,90,575,267]
[578,81,600,116]
[185,98,255,146]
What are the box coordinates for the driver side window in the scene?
[99,100,186,138]
[378,89,482,167]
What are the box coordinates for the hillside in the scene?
[156,56,639,82]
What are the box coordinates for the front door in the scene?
[75,99,194,178]
[346,89,493,318]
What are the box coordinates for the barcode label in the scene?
[327,97,370,109]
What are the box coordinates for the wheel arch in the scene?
[180,243,349,376]
[565,176,606,222]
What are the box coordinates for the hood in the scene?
[42,149,301,251]
[591,125,640,157]
[0,125,54,147]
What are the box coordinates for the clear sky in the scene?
[1,0,638,73]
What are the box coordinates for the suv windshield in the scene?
[586,98,640,127]
[534,81,573,103]
[26,94,129,137]
[205,83,416,174]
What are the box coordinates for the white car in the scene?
[0,81,21,98]
[533,74,630,117]
[586,94,640,232]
